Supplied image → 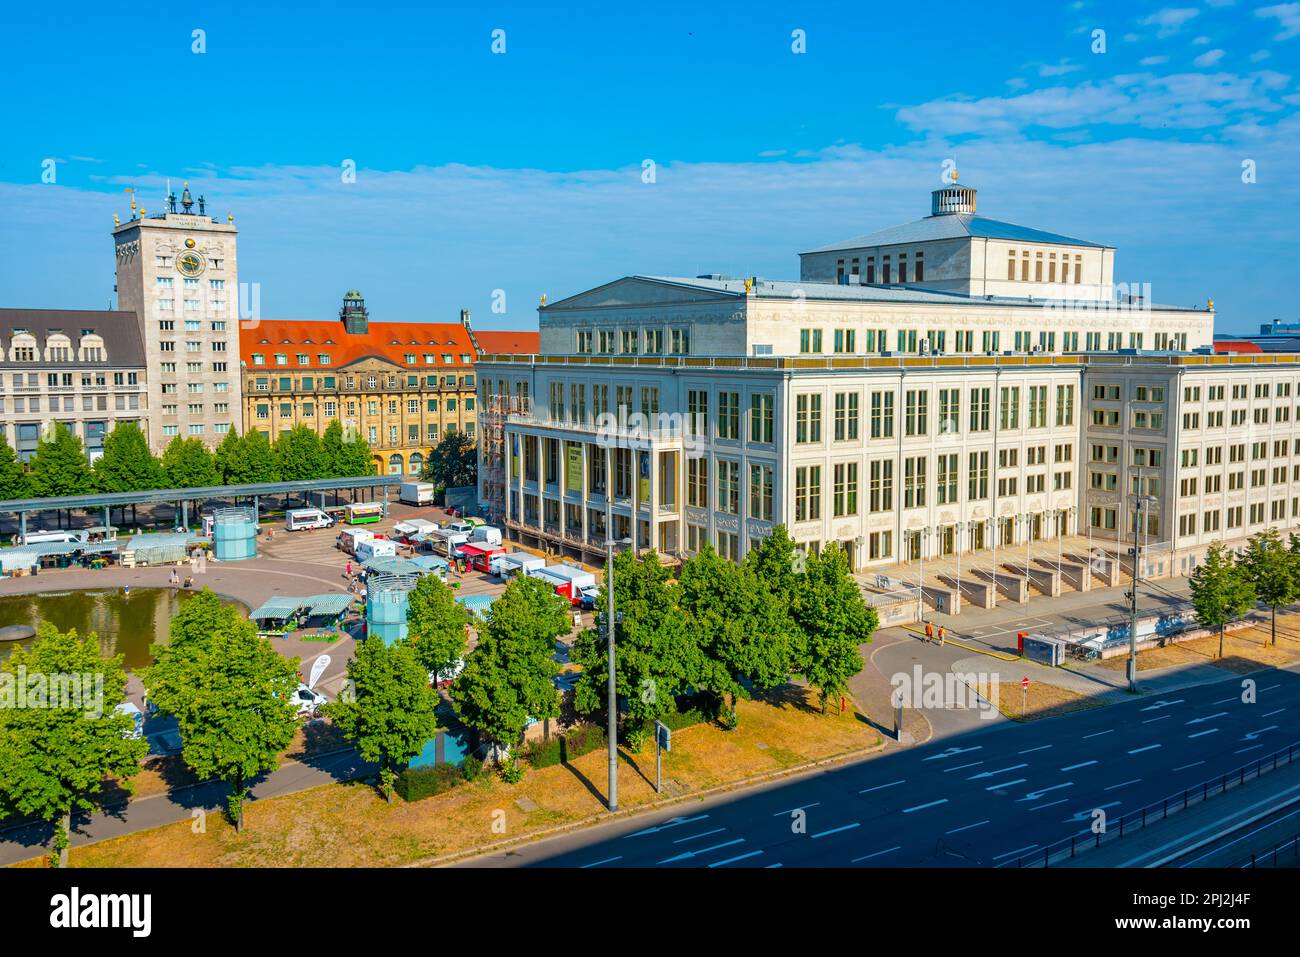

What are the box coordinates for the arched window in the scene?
[388,453,404,475]
[408,452,424,473]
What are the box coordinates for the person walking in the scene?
[924,621,935,643]
[937,625,946,647]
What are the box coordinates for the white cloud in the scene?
[1192,35,1212,45]
[1040,59,1084,76]
[896,69,1293,135]
[1140,7,1200,37]
[1251,48,1273,60]
[1194,49,1227,67]
[1140,55,1171,65]
[1257,3,1300,40]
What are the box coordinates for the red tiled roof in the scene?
[474,330,539,354]
[240,321,476,370]
[1214,340,1263,353]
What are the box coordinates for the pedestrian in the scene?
[924,621,934,643]
[169,568,179,587]
[937,625,946,646]
[346,561,352,579]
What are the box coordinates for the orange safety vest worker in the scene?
[924,622,934,641]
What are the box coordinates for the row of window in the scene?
[0,371,140,390]
[249,351,471,368]
[1177,500,1300,537]
[254,397,473,418]
[0,394,142,414]
[574,327,692,356]
[798,329,1189,355]
[835,251,924,285]
[251,373,475,392]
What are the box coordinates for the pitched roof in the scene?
[802,213,1108,255]
[239,320,476,371]
[0,308,146,367]
[473,330,539,354]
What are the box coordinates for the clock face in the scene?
[176,251,205,278]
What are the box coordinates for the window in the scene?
[936,453,958,504]
[832,462,858,517]
[795,394,823,443]
[833,392,859,441]
[794,465,821,521]
[999,386,1020,430]
[717,391,740,440]
[750,464,774,520]
[870,391,894,438]
[750,393,774,444]
[869,460,893,512]
[904,456,927,508]
[799,329,824,354]
[688,457,709,508]
[969,388,991,432]
[717,459,740,514]
[904,389,928,437]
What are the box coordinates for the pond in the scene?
[0,588,209,671]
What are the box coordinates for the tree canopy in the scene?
[325,636,440,801]
[0,431,29,500]
[0,624,146,866]
[1189,542,1257,659]
[273,425,327,482]
[1240,528,1297,648]
[421,430,477,489]
[94,422,163,493]
[143,593,299,830]
[160,435,221,490]
[28,423,93,498]
[405,573,471,682]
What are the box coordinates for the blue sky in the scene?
[2,0,1298,333]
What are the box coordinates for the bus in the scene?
[344,502,385,526]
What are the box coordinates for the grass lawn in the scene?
[17,685,879,868]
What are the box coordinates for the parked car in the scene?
[290,683,327,717]
[579,585,602,610]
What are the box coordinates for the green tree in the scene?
[229,428,280,485]
[160,435,221,489]
[273,425,327,482]
[325,637,440,802]
[28,423,92,498]
[450,576,568,774]
[746,525,800,600]
[679,542,795,726]
[214,427,243,485]
[338,426,374,478]
[0,624,146,866]
[791,543,875,713]
[405,573,471,682]
[321,420,347,479]
[571,550,699,742]
[1241,529,1300,647]
[0,432,29,501]
[93,422,163,493]
[143,601,299,830]
[1189,542,1257,660]
[421,430,477,489]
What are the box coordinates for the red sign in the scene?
[1021,677,1030,689]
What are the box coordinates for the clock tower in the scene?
[113,183,244,449]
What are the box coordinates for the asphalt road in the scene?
[468,666,1300,868]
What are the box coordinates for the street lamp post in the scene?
[604,532,632,812]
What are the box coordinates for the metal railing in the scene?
[1009,740,1300,867]
[1232,829,1300,868]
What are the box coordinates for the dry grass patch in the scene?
[959,675,1105,722]
[1096,623,1300,675]
[24,685,878,869]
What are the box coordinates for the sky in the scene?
[2,0,1298,334]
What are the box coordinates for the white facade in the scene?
[113,188,243,450]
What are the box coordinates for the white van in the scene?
[20,529,88,546]
[355,537,398,562]
[337,528,375,556]
[399,482,436,506]
[469,525,503,547]
[285,508,335,532]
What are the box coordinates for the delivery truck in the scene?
[399,482,436,506]
[534,564,597,605]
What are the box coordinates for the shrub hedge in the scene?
[395,762,465,802]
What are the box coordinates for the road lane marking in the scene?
[945,820,990,834]
[943,761,984,773]
[901,798,950,814]
[1260,683,1281,692]
[1262,708,1286,717]
[1142,715,1172,724]
[851,845,901,863]
[1212,696,1238,705]
[1018,744,1053,755]
[1064,801,1121,822]
[658,838,744,864]
[986,778,1027,790]
[1234,744,1264,755]
[969,763,1028,780]
[626,814,709,838]
[1241,725,1279,741]
[772,803,820,816]
[1140,699,1184,711]
[709,850,764,868]
[1186,711,1229,725]
[673,827,727,844]
[1188,728,1219,739]
[1082,729,1114,739]
[993,844,1039,860]
[1028,798,1070,810]
[581,856,623,868]
[859,780,905,794]
[1171,760,1206,772]
[922,746,983,762]
[1020,783,1073,801]
[1061,760,1099,771]
[811,822,861,840]
[1128,744,1162,755]
[1104,778,1142,791]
